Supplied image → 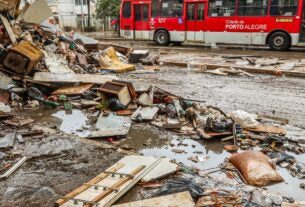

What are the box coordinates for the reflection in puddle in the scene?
[52,110,91,137]
[124,124,305,201]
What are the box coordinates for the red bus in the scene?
[120,0,305,50]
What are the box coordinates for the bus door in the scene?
[134,4,150,39]
[186,2,205,41]
[300,0,305,42]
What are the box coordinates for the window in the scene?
[143,5,149,21]
[197,3,205,20]
[187,4,195,20]
[123,2,131,18]
[209,0,236,17]
[270,0,298,16]
[135,5,141,21]
[152,0,160,17]
[161,0,183,17]
[75,0,87,6]
[238,0,267,16]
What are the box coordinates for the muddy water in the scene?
[19,108,305,201]
[123,124,305,201]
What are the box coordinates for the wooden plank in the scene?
[245,124,286,135]
[33,72,118,84]
[112,191,195,207]
[55,163,125,206]
[0,15,17,45]
[51,84,93,95]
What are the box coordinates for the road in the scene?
[93,39,305,128]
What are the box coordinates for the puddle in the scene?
[123,124,305,201]
[52,110,91,137]
[18,108,91,137]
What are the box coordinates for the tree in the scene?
[96,0,120,21]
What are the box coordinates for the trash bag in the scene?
[229,151,283,186]
[108,98,126,111]
[155,178,204,199]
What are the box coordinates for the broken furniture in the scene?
[2,41,44,75]
[55,155,163,207]
[99,81,132,106]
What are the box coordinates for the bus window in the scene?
[152,0,160,17]
[187,4,196,20]
[209,0,236,17]
[161,0,183,17]
[143,4,149,21]
[270,0,298,16]
[197,3,205,20]
[123,2,131,18]
[135,5,141,21]
[238,0,267,16]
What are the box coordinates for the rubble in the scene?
[0,3,304,207]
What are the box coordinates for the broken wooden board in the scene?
[131,106,159,121]
[3,118,34,127]
[56,155,162,207]
[33,72,118,84]
[0,15,17,45]
[112,191,195,207]
[89,113,131,138]
[246,124,286,135]
[51,84,93,95]
[142,158,178,182]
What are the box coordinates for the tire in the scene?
[172,41,183,46]
[155,30,170,46]
[268,32,291,51]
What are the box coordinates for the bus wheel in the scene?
[172,41,182,46]
[155,30,170,46]
[268,32,291,51]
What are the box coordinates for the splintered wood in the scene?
[56,156,162,207]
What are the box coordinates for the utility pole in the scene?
[87,0,91,27]
[80,0,84,31]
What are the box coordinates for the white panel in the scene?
[120,30,133,39]
[169,31,185,41]
[251,33,264,44]
[142,31,150,40]
[290,33,299,45]
[195,31,204,42]
[205,32,252,44]
[186,31,195,41]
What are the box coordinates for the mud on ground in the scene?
[0,131,122,207]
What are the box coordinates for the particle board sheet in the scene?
[142,158,178,182]
[33,72,118,84]
[58,155,162,207]
[112,191,195,207]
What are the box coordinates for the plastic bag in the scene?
[230,110,259,128]
[155,178,204,199]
